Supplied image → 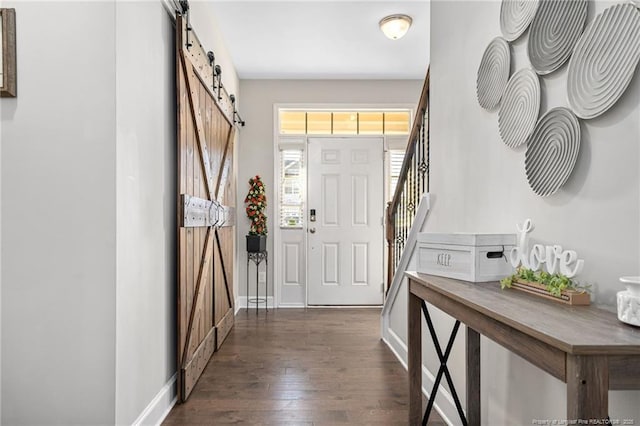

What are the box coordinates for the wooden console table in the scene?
[407,272,640,426]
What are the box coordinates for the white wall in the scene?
[1,2,117,424]
[0,64,3,425]
[238,79,423,302]
[113,2,241,423]
[115,2,176,425]
[0,2,242,424]
[427,0,640,423]
[190,2,240,100]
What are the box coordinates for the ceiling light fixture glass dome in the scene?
[379,14,413,40]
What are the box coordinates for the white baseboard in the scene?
[276,303,305,308]
[234,298,304,312]
[307,305,383,308]
[382,327,461,426]
[132,374,177,426]
[236,296,275,309]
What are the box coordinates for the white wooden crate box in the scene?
[417,233,516,282]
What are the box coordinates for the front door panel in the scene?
[307,138,384,305]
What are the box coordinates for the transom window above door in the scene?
[279,109,411,135]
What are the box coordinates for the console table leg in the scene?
[409,290,423,426]
[567,355,608,422]
[466,327,480,426]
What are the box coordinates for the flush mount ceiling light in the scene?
[379,14,413,40]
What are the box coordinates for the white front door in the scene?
[307,137,384,305]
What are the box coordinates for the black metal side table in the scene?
[246,251,268,314]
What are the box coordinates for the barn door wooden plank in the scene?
[191,121,202,359]
[176,41,188,398]
[195,76,207,353]
[204,93,214,333]
[180,227,214,365]
[214,229,234,348]
[212,126,236,348]
[182,40,196,379]
[215,126,235,203]
[182,325,216,399]
[179,50,215,201]
[214,230,233,310]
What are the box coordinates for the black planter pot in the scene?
[246,234,267,253]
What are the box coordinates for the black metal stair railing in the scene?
[386,69,430,292]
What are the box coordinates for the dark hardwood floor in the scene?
[163,308,445,425]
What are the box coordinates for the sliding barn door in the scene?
[176,14,236,402]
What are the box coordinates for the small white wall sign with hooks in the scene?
[509,219,584,278]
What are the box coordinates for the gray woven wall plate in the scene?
[500,0,539,41]
[525,107,581,197]
[477,37,511,110]
[528,0,588,75]
[567,3,640,119]
[498,68,540,148]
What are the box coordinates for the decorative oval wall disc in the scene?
[498,69,540,148]
[567,3,640,119]
[477,37,511,110]
[525,107,581,197]
[500,0,539,41]
[528,0,588,75]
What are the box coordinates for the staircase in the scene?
[381,69,465,425]
[381,67,431,367]
[385,69,430,291]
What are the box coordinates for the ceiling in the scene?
[208,0,430,80]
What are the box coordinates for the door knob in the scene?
[309,228,316,234]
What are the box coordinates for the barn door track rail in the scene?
[175,0,246,129]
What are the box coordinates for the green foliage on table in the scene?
[500,267,590,297]
[500,275,513,290]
